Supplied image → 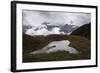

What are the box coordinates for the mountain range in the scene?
[23,22,91,62]
[23,22,78,36]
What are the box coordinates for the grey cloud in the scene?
[23,10,91,27]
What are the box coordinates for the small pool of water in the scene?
[30,40,79,55]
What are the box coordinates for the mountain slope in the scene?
[71,23,91,39]
[23,33,90,62]
[60,24,78,33]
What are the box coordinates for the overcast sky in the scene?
[23,10,91,27]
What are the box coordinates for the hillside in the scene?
[71,23,91,40]
[23,33,90,62]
